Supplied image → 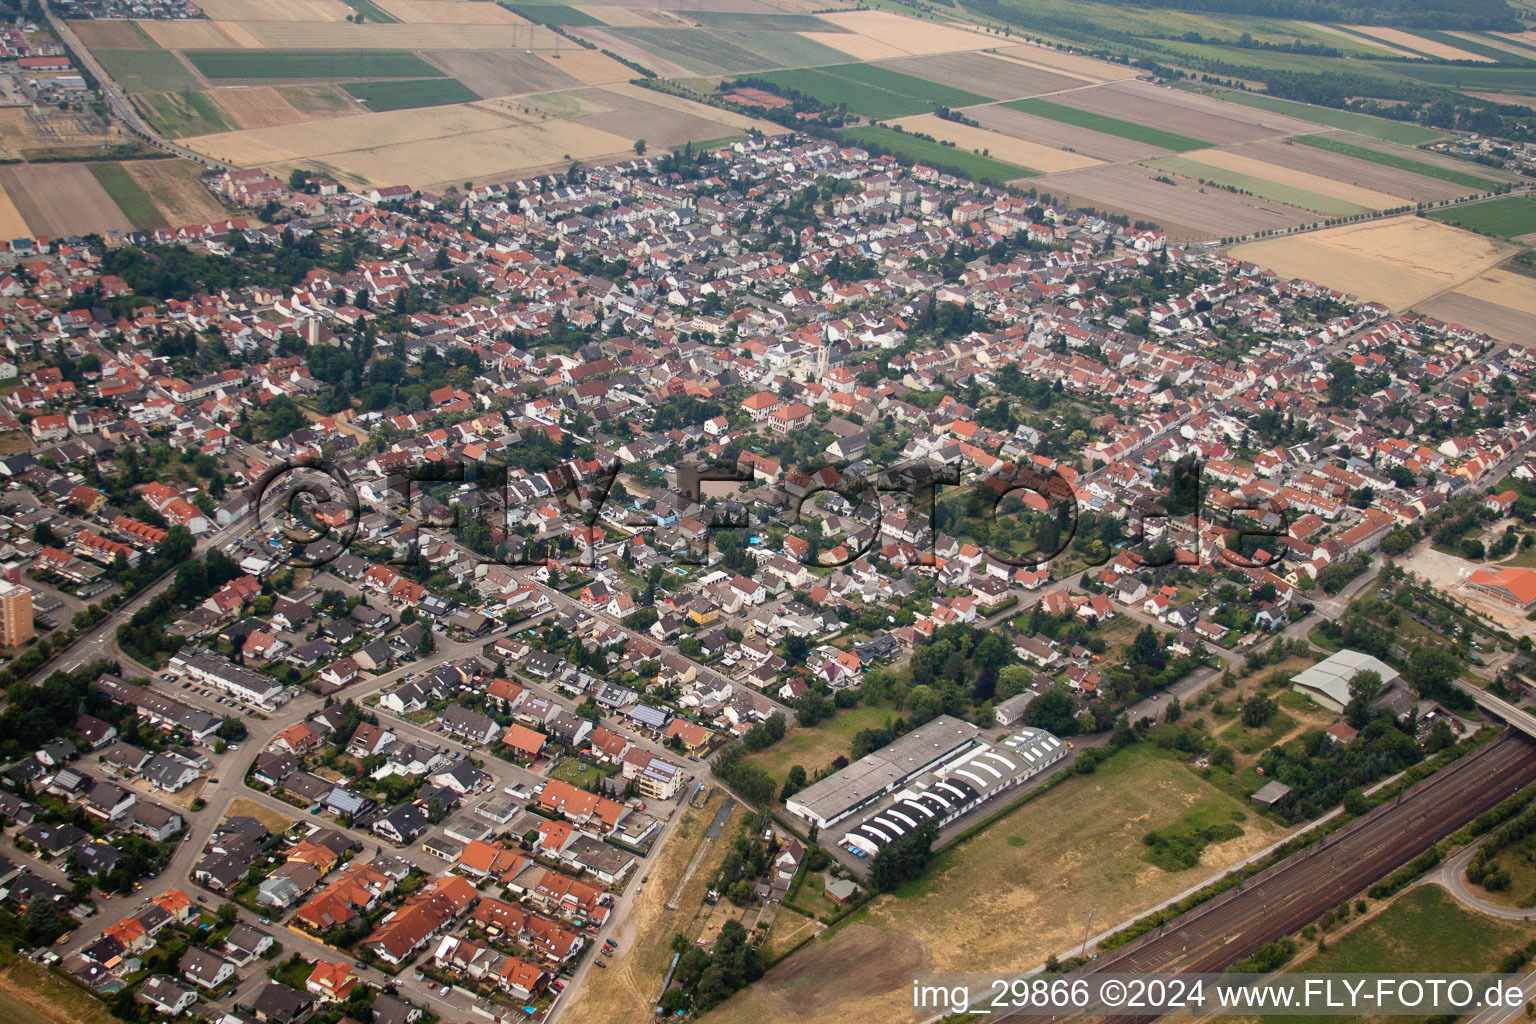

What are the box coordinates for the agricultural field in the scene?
[799,8,993,60]
[969,103,1164,162]
[1393,62,1536,94]
[1427,194,1536,239]
[1033,162,1315,240]
[889,113,1100,174]
[87,161,166,230]
[1346,25,1496,61]
[343,77,480,111]
[183,80,771,188]
[0,163,134,237]
[0,180,28,240]
[122,159,229,227]
[841,123,1036,182]
[376,0,521,23]
[137,89,235,138]
[499,2,601,26]
[185,49,446,80]
[1003,96,1208,152]
[1230,215,1514,310]
[1295,134,1506,191]
[1144,150,1404,216]
[212,86,314,130]
[700,745,1289,1024]
[93,49,200,93]
[1210,89,1442,145]
[748,62,988,119]
[1218,137,1467,203]
[1416,262,1536,346]
[873,51,1085,100]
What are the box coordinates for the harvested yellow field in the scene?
[0,182,30,240]
[376,0,526,22]
[1345,24,1496,61]
[808,9,991,56]
[214,85,308,129]
[1230,216,1514,309]
[1179,147,1406,210]
[239,20,559,48]
[138,19,249,49]
[126,159,228,227]
[198,0,352,20]
[185,101,514,164]
[538,48,631,85]
[1451,267,1536,316]
[891,112,1100,173]
[290,118,636,186]
[801,29,908,60]
[995,42,1137,82]
[277,82,359,116]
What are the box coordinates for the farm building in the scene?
[1288,649,1400,713]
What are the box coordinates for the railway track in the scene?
[990,731,1536,1023]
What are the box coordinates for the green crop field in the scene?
[1427,195,1536,238]
[1215,90,1442,144]
[1294,134,1504,191]
[1002,96,1207,151]
[95,49,199,93]
[139,89,234,138]
[753,67,926,119]
[1145,155,1372,216]
[184,49,444,80]
[343,77,479,110]
[823,62,990,110]
[1390,62,1536,94]
[87,162,166,231]
[841,124,1037,182]
[497,2,600,25]
[751,62,989,120]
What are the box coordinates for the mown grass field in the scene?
[1145,155,1370,217]
[1428,194,1536,238]
[841,123,1037,181]
[1003,96,1206,151]
[184,49,444,80]
[752,62,989,120]
[1213,89,1441,144]
[1295,134,1504,191]
[139,89,233,138]
[741,703,899,786]
[87,162,167,230]
[343,77,479,110]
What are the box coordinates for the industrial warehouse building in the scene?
[1288,649,1401,713]
[785,716,981,829]
[841,727,1067,856]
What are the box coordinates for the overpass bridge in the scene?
[1456,680,1536,740]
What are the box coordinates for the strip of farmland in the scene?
[1001,96,1206,151]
